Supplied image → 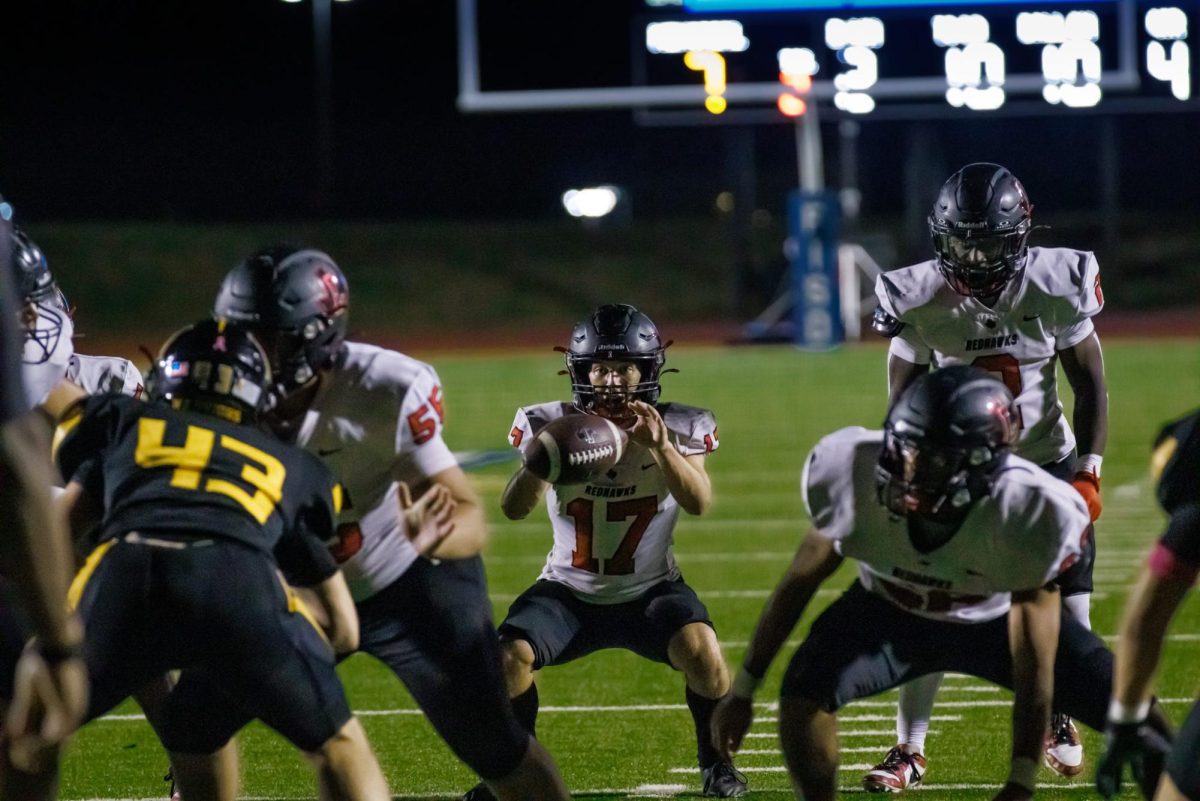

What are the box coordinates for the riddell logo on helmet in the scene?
[601,344,628,351]
[954,221,988,229]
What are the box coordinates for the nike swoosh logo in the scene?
[318,447,344,457]
[1023,314,1040,321]
[641,463,656,470]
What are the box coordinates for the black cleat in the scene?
[461,782,499,801]
[702,761,748,797]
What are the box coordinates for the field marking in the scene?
[97,696,1195,724]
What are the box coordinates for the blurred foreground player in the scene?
[55,320,389,801]
[712,366,1168,801]
[464,304,745,800]
[211,247,570,801]
[868,162,1109,788]
[1096,411,1200,801]
[0,196,87,801]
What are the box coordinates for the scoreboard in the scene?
[457,0,1196,118]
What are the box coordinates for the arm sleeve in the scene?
[675,408,718,457]
[800,437,838,531]
[53,396,118,485]
[1150,503,1200,585]
[508,407,535,454]
[394,366,457,479]
[1053,252,1103,349]
[874,273,933,364]
[1154,414,1200,513]
[278,470,342,587]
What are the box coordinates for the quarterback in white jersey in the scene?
[510,399,715,602]
[204,246,570,801]
[470,304,747,801]
[713,367,1141,801]
[869,163,1109,787]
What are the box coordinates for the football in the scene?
[523,414,628,484]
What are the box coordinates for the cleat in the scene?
[702,761,748,797]
[461,782,499,801]
[1044,713,1084,777]
[862,746,927,793]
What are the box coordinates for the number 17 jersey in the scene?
[508,401,718,604]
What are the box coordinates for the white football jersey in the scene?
[802,426,1090,623]
[294,342,458,601]
[67,354,143,397]
[874,247,1103,466]
[509,401,718,604]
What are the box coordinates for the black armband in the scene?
[871,305,905,338]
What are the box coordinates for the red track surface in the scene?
[80,308,1200,362]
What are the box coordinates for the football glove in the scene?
[1095,719,1171,799]
[1071,471,1102,521]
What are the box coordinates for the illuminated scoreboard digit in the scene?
[637,0,1194,115]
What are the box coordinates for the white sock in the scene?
[896,673,944,754]
[1063,593,1092,630]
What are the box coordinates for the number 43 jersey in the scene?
[802,426,1091,623]
[509,401,718,604]
[55,394,341,584]
[874,247,1103,466]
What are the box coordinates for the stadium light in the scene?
[562,186,623,219]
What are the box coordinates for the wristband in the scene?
[1075,453,1103,479]
[35,638,84,665]
[731,667,762,700]
[1008,756,1038,792]
[1107,699,1151,725]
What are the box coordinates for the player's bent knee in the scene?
[499,638,536,692]
[669,623,727,694]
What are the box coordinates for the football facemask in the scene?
[876,429,998,523]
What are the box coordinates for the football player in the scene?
[462,304,747,800]
[55,320,391,801]
[868,163,1109,788]
[711,366,1170,801]
[0,197,88,796]
[1096,410,1199,801]
[200,247,570,801]
[13,224,141,413]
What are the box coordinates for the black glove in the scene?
[1096,719,1172,799]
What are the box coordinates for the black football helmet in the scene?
[213,246,349,395]
[876,365,1016,523]
[146,319,274,424]
[563,304,668,416]
[929,163,1033,298]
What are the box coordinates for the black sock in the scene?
[686,686,722,769]
[511,682,539,738]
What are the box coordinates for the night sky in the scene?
[2,0,1198,222]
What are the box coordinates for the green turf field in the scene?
[60,340,1200,801]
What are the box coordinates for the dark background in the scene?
[3,0,1198,221]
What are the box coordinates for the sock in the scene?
[686,686,722,769]
[1063,593,1092,631]
[896,673,943,755]
[510,683,539,738]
